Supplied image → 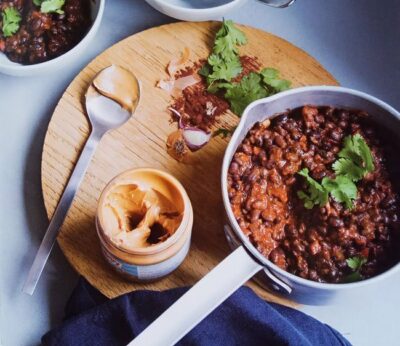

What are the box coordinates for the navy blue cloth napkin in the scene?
[42,278,350,346]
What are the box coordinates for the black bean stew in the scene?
[227,106,400,283]
[0,0,91,64]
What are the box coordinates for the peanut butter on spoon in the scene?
[93,65,140,113]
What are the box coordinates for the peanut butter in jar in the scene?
[96,168,193,282]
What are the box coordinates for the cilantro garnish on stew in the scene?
[298,134,374,210]
[1,7,21,37]
[343,256,367,282]
[297,168,329,209]
[333,133,375,180]
[33,0,65,14]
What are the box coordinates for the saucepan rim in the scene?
[221,85,400,291]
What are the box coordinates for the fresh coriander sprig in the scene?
[1,7,21,37]
[200,20,291,116]
[297,133,374,210]
[200,19,246,85]
[33,0,65,14]
[343,256,367,283]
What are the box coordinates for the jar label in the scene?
[101,237,191,281]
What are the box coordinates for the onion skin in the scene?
[166,130,190,161]
[168,107,186,129]
[157,75,200,97]
[167,47,190,76]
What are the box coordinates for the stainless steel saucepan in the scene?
[129,86,400,346]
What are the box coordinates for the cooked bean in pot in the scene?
[227,106,400,283]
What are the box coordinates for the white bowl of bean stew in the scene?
[0,0,104,76]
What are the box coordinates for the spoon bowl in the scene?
[86,86,132,135]
[86,65,140,135]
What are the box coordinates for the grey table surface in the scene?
[1,0,400,345]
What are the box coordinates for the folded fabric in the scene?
[42,278,350,346]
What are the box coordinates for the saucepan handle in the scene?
[128,246,262,346]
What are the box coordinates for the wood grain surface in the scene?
[41,21,338,306]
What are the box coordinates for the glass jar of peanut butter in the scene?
[96,168,193,282]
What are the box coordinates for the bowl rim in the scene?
[0,0,105,72]
[145,0,246,14]
[221,85,400,291]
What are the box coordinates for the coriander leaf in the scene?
[331,189,353,209]
[260,67,291,93]
[260,67,279,80]
[40,0,65,14]
[339,134,374,172]
[322,176,357,209]
[332,158,365,182]
[343,256,367,282]
[224,72,269,115]
[213,127,235,138]
[297,168,329,209]
[216,19,247,46]
[297,191,316,209]
[357,135,375,172]
[346,256,367,271]
[268,79,291,92]
[214,35,239,60]
[206,55,242,85]
[335,134,374,182]
[339,135,363,166]
[342,271,363,283]
[207,82,233,94]
[198,64,210,77]
[208,53,223,67]
[1,7,21,37]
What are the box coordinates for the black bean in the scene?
[227,105,400,284]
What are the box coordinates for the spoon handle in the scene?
[23,130,101,295]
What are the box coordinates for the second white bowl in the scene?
[145,0,247,21]
[0,0,105,77]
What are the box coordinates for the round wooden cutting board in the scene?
[42,21,338,306]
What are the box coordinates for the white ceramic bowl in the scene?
[0,0,105,77]
[145,0,296,21]
[145,0,247,21]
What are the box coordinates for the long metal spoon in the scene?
[23,65,140,295]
